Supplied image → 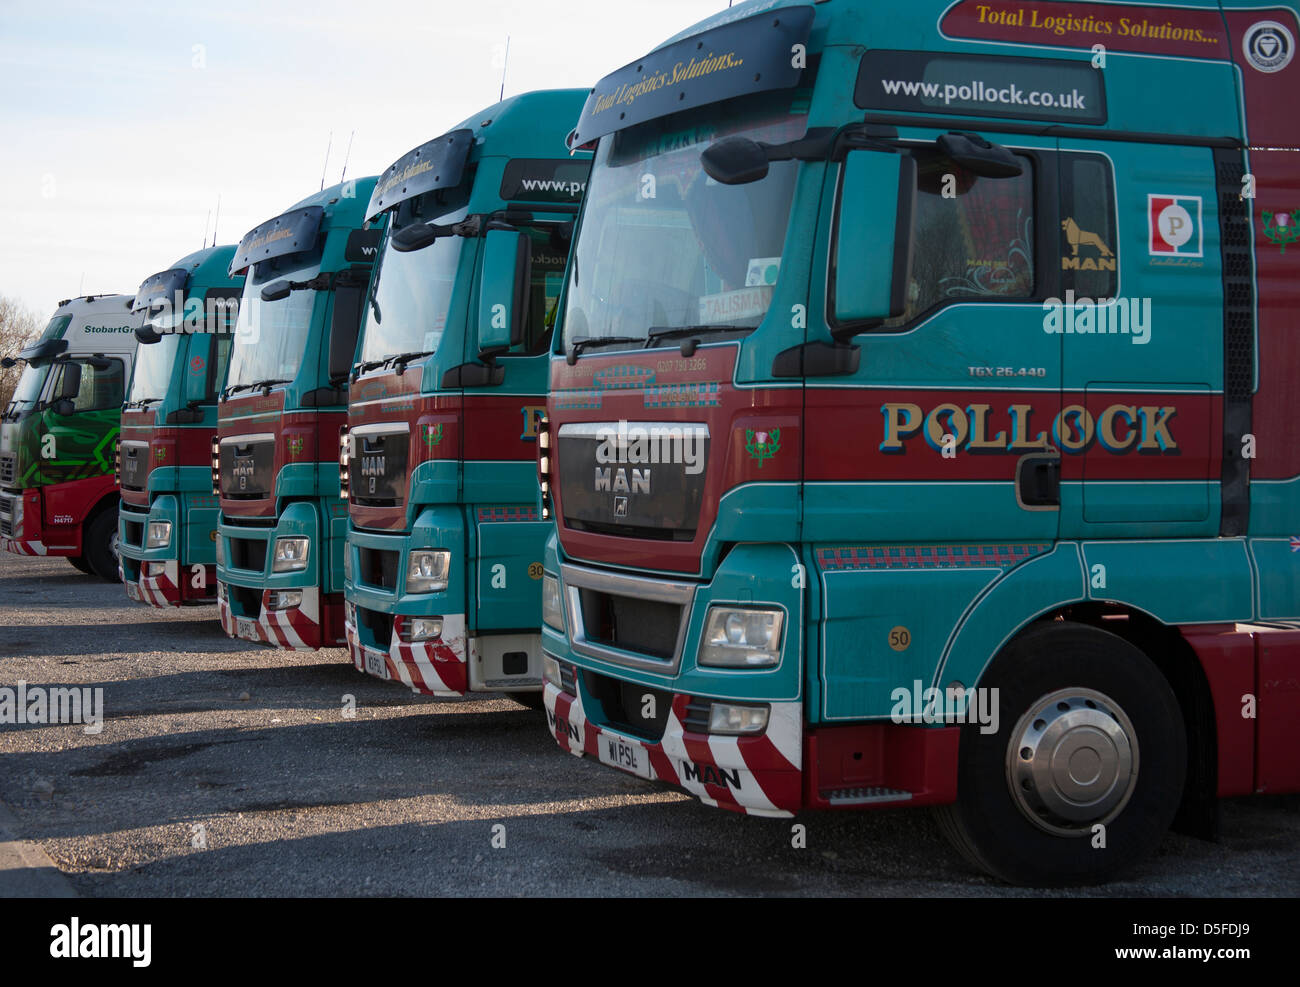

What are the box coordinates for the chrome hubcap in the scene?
[1005,687,1138,836]
[109,531,120,564]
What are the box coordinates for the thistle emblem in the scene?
[745,427,781,467]
[153,446,166,464]
[287,436,305,459]
[423,423,444,450]
[1262,209,1300,253]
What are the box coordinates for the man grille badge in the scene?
[613,496,628,518]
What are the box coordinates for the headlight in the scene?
[13,499,23,535]
[407,550,450,593]
[399,617,443,642]
[344,600,356,626]
[266,589,302,611]
[542,573,564,631]
[146,520,172,548]
[343,547,352,582]
[272,537,310,572]
[708,702,770,735]
[215,537,224,566]
[542,653,562,688]
[698,607,784,668]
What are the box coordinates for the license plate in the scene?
[364,647,390,680]
[598,733,651,779]
[125,582,140,601]
[236,617,257,640]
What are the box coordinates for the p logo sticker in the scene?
[1148,194,1203,258]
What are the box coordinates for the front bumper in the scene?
[544,678,803,816]
[0,488,48,555]
[219,583,328,651]
[345,611,470,695]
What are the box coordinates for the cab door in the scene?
[805,131,1062,721]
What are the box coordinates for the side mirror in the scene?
[700,136,770,186]
[936,132,1022,179]
[392,223,440,253]
[86,355,112,371]
[328,282,365,382]
[135,327,162,344]
[52,398,75,416]
[57,361,82,402]
[0,357,15,369]
[831,150,916,329]
[260,280,292,302]
[477,229,530,355]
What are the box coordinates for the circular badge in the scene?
[190,355,206,373]
[1242,20,1294,73]
[888,625,911,652]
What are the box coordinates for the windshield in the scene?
[5,362,50,417]
[360,207,467,365]
[562,90,808,349]
[127,334,181,403]
[228,261,321,387]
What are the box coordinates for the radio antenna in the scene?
[320,130,333,191]
[339,129,355,185]
[499,35,510,101]
[202,209,211,249]
[212,194,221,247]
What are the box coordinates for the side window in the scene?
[513,224,571,355]
[885,149,1035,327]
[1059,154,1118,299]
[63,359,124,413]
[209,335,233,401]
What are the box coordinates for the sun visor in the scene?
[568,4,814,148]
[230,205,325,275]
[132,268,190,313]
[366,129,475,221]
[17,338,69,362]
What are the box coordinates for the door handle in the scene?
[1017,448,1060,508]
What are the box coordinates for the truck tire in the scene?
[68,555,93,574]
[932,620,1185,886]
[506,691,546,710]
[84,509,122,583]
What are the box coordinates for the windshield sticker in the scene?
[698,286,772,324]
[746,257,781,287]
[939,1,1228,58]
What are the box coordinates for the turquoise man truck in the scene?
[342,90,590,702]
[118,246,243,606]
[539,0,1300,883]
[1,295,141,578]
[215,177,382,650]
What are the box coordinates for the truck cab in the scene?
[540,0,1300,884]
[216,177,383,650]
[0,295,141,578]
[342,89,590,701]
[118,246,243,606]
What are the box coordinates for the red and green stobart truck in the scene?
[539,0,1300,883]
[342,90,590,701]
[0,295,142,578]
[117,246,243,606]
[215,177,382,650]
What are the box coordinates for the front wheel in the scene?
[84,509,121,583]
[933,621,1186,886]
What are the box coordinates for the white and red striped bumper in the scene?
[123,559,182,607]
[219,583,322,651]
[345,613,469,696]
[544,683,803,817]
[0,537,47,556]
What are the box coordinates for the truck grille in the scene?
[220,435,275,500]
[0,453,15,486]
[228,537,268,573]
[577,589,680,660]
[0,492,14,537]
[560,563,695,674]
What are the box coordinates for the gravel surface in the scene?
[1,552,1296,897]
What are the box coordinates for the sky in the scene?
[0,0,729,321]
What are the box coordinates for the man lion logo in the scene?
[1061,217,1113,258]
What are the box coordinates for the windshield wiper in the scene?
[384,350,434,374]
[225,378,290,397]
[565,335,644,364]
[646,324,751,356]
[125,396,162,408]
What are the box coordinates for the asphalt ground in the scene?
[1,552,1296,897]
